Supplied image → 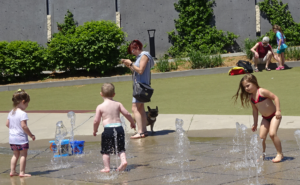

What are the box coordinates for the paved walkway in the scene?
[1,113,299,144]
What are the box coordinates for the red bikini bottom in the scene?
[262,112,276,123]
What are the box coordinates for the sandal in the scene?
[144,131,149,136]
[265,67,271,71]
[130,133,146,139]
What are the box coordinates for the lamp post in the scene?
[147,29,156,58]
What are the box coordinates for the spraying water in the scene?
[232,122,241,152]
[67,111,76,142]
[248,134,264,185]
[294,130,300,153]
[175,118,191,180]
[240,124,248,166]
[54,121,68,156]
[120,116,129,147]
[51,121,69,169]
[113,128,119,171]
[67,111,76,154]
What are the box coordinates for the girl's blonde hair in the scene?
[233,74,259,108]
[12,89,30,113]
[273,25,284,36]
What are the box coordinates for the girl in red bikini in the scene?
[6,89,35,177]
[233,74,283,163]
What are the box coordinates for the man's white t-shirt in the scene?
[7,109,29,144]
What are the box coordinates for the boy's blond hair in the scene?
[101,83,115,97]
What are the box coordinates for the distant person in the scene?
[273,25,288,70]
[251,37,277,72]
[6,89,35,177]
[233,74,284,163]
[93,83,135,173]
[121,40,154,139]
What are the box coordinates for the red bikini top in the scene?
[251,88,267,104]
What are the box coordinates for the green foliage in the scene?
[188,50,223,69]
[243,38,258,59]
[56,10,76,35]
[155,58,178,72]
[0,41,46,82]
[48,20,126,74]
[285,47,300,61]
[168,0,239,56]
[259,0,300,46]
[119,41,136,62]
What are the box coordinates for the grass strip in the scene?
[0,67,299,116]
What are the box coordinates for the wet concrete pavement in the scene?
[1,113,300,143]
[1,112,300,184]
[0,129,300,185]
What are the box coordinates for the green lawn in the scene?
[1,67,300,116]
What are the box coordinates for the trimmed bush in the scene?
[48,19,126,74]
[188,50,223,69]
[285,47,300,61]
[243,38,258,60]
[0,41,46,82]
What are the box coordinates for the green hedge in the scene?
[1,10,127,83]
[0,41,46,82]
[47,20,126,74]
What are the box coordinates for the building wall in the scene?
[49,0,116,35]
[0,0,47,46]
[0,0,299,54]
[212,0,256,50]
[119,0,178,57]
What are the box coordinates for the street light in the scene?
[147,29,156,58]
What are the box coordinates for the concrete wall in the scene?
[120,0,179,57]
[0,0,47,46]
[120,0,256,54]
[212,0,256,50]
[0,0,300,54]
[49,0,116,35]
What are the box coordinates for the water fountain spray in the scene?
[120,116,130,151]
[113,128,119,171]
[175,118,191,180]
[240,124,248,166]
[294,130,300,154]
[67,111,76,142]
[248,134,264,185]
[67,111,76,154]
[232,122,241,152]
[54,121,68,157]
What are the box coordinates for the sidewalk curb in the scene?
[1,61,300,92]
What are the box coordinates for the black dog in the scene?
[146,106,158,133]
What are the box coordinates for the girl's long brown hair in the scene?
[232,74,259,108]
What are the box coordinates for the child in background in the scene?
[6,89,35,177]
[233,74,284,163]
[273,25,288,70]
[93,83,136,173]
